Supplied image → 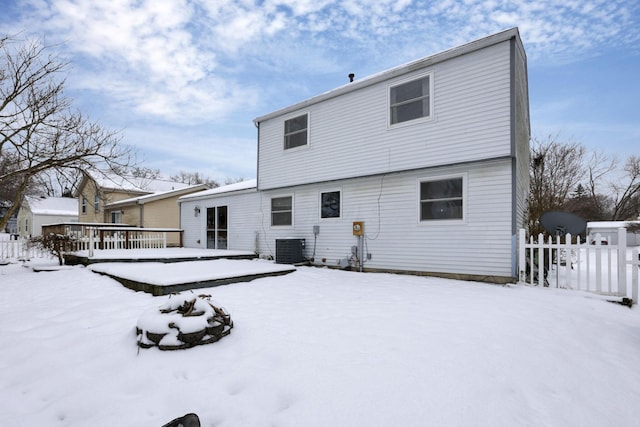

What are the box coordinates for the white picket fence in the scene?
[0,238,50,260]
[79,232,167,254]
[0,232,168,261]
[518,228,639,304]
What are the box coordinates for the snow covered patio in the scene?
[89,259,296,295]
[63,247,258,265]
[1,258,639,426]
[62,248,296,295]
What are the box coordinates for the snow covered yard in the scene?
[1,259,639,426]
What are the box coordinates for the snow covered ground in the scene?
[1,255,639,426]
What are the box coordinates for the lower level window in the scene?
[420,177,463,221]
[320,191,341,219]
[271,196,293,226]
[111,211,122,223]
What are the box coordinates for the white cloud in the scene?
[5,0,639,138]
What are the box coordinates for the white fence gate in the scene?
[518,228,639,305]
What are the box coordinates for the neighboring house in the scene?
[104,183,209,246]
[75,171,192,223]
[74,171,207,246]
[17,196,78,238]
[181,27,530,283]
[587,221,640,246]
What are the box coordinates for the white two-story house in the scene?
[180,27,530,283]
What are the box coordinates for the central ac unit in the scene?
[275,238,306,264]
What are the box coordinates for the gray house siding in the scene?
[257,39,514,190]
[183,28,529,283]
[256,159,514,279]
[179,189,261,251]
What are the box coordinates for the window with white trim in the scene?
[320,190,341,219]
[111,211,122,223]
[419,177,463,221]
[390,74,432,125]
[94,194,100,213]
[284,114,308,149]
[271,196,293,226]
[81,197,87,214]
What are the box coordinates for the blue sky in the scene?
[1,0,638,182]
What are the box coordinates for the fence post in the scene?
[88,227,94,257]
[632,248,638,304]
[617,228,627,297]
[518,229,526,282]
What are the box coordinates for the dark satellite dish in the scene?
[540,211,587,236]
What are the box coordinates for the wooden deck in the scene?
[90,262,296,296]
[64,248,258,266]
[63,248,297,296]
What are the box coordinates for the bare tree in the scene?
[610,155,640,220]
[170,170,219,188]
[0,35,133,230]
[224,177,245,185]
[527,135,586,235]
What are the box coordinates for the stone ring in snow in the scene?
[136,293,233,350]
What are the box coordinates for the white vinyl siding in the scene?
[258,41,512,190]
[180,190,261,250]
[255,160,514,279]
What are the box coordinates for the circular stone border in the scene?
[136,293,233,350]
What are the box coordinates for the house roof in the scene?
[24,197,78,216]
[253,27,522,124]
[105,184,210,208]
[78,170,192,195]
[178,179,257,202]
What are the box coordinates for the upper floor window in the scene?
[271,196,293,226]
[284,114,308,150]
[94,194,100,213]
[390,74,432,125]
[419,177,463,221]
[320,190,341,219]
[81,197,87,214]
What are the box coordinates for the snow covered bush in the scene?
[28,233,76,265]
[137,293,233,350]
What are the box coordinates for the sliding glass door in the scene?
[206,206,228,249]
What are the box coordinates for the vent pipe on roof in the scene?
[348,73,355,82]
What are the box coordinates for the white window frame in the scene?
[283,112,309,151]
[81,197,87,214]
[319,189,342,220]
[388,71,434,128]
[94,194,100,213]
[270,194,294,227]
[417,173,466,224]
[111,210,122,224]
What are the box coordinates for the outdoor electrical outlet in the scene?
[367,253,372,260]
[313,225,320,235]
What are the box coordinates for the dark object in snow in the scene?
[162,413,200,427]
[137,293,233,350]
